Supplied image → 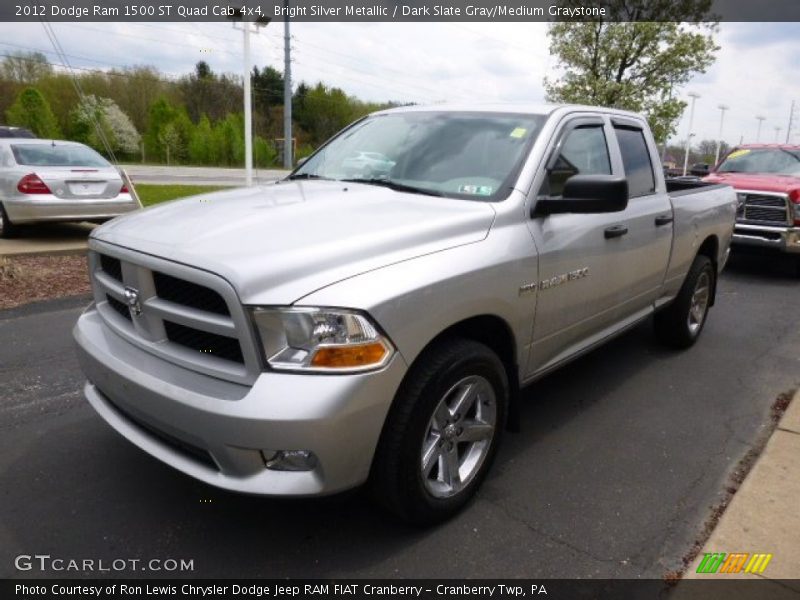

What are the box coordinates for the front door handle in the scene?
[604,225,629,239]
[655,215,674,226]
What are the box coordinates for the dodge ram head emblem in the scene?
[123,286,142,316]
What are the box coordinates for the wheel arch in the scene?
[396,313,521,431]
[696,235,719,306]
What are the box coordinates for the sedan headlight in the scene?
[251,307,394,372]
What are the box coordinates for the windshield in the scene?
[11,143,111,168]
[717,147,800,176]
[291,111,546,200]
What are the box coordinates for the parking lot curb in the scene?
[677,389,800,589]
[0,245,88,258]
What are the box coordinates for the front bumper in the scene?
[4,195,139,224]
[732,223,800,254]
[74,306,407,496]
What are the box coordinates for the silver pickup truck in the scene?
[74,104,736,524]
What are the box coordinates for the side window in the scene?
[544,125,611,197]
[614,126,655,198]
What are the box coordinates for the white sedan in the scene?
[0,139,140,238]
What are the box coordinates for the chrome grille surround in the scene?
[736,190,790,225]
[88,240,262,386]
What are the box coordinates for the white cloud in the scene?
[0,21,797,148]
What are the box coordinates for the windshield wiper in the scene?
[286,173,331,181]
[340,178,444,197]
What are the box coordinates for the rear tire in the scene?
[655,255,715,349]
[0,203,20,239]
[370,338,508,525]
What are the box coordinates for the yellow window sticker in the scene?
[510,127,527,139]
[726,149,751,160]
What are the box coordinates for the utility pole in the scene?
[714,104,729,166]
[283,0,293,169]
[787,100,796,144]
[755,115,766,142]
[683,92,700,176]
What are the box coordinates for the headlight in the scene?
[250,307,394,372]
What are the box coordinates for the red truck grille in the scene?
[737,193,790,225]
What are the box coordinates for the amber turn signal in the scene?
[310,342,389,369]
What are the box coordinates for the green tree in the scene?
[252,65,284,110]
[158,123,183,165]
[301,83,357,146]
[544,0,719,145]
[696,138,729,163]
[0,51,53,84]
[189,114,214,165]
[179,61,241,123]
[144,96,179,161]
[6,87,61,138]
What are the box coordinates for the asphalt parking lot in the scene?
[0,252,798,580]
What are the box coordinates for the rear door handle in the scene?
[655,215,674,226]
[604,225,629,239]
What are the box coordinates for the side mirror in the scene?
[295,156,309,168]
[533,175,629,216]
[690,163,710,177]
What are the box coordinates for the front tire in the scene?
[655,255,715,349]
[371,338,508,525]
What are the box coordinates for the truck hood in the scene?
[92,180,496,304]
[704,171,800,194]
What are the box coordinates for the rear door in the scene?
[607,117,673,317]
[525,115,674,376]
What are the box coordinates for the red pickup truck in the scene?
[703,144,800,274]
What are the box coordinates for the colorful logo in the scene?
[696,552,773,574]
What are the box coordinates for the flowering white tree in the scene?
[70,95,141,156]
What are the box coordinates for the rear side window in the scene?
[614,127,655,198]
[10,144,110,168]
[544,125,611,197]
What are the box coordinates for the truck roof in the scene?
[374,103,646,120]
[735,143,800,150]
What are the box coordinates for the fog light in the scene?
[261,449,317,471]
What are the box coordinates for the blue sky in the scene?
[1,21,798,147]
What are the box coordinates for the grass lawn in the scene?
[134,184,231,207]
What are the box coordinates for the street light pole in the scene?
[714,104,729,166]
[755,115,766,142]
[231,13,269,187]
[243,23,253,187]
[683,92,700,176]
[775,126,782,142]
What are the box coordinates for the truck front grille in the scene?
[737,192,790,225]
[89,246,260,385]
[164,320,244,364]
[154,271,230,316]
[106,294,132,321]
[99,254,123,282]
